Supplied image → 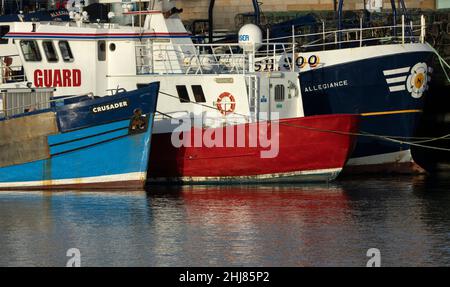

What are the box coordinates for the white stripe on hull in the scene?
[0,172,147,189]
[347,150,413,166]
[388,85,406,92]
[383,67,411,76]
[386,76,408,84]
[148,167,342,184]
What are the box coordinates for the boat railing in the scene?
[0,88,55,119]
[132,16,427,76]
[265,14,427,51]
[39,21,121,30]
[134,41,295,75]
[0,89,102,120]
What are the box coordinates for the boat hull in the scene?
[297,44,435,173]
[0,120,152,190]
[147,114,359,184]
[0,83,159,190]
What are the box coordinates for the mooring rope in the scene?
[158,91,450,152]
[427,42,450,84]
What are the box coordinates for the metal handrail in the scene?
[0,89,95,119]
[264,23,424,42]
[264,16,426,50]
[129,16,427,77]
[134,41,295,75]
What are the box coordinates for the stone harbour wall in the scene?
[177,0,438,29]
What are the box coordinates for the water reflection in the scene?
[173,185,351,266]
[0,177,449,266]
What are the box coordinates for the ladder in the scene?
[246,75,259,121]
[135,39,154,74]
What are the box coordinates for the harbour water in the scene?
[0,175,449,267]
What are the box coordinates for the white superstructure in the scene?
[1,0,303,134]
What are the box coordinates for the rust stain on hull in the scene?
[341,161,426,175]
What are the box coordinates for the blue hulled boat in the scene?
[0,82,159,190]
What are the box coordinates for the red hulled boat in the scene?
[147,114,360,183]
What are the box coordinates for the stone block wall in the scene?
[177,0,437,29]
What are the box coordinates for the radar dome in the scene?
[238,24,263,51]
[155,0,176,12]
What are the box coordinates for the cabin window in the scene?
[274,84,285,102]
[192,85,206,103]
[109,43,116,52]
[20,40,42,62]
[58,41,74,62]
[0,26,10,44]
[176,85,190,103]
[98,41,106,61]
[42,41,58,62]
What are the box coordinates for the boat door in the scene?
[268,73,303,120]
[255,72,303,122]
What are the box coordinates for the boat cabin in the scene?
[2,0,304,131]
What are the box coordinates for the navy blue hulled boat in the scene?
[297,45,434,173]
[0,82,159,190]
[273,1,435,173]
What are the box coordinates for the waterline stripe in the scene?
[148,168,342,183]
[0,172,146,188]
[361,109,422,117]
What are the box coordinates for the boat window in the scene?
[98,41,106,61]
[0,26,10,44]
[192,85,206,103]
[274,84,285,102]
[58,41,74,62]
[42,41,58,62]
[20,40,42,62]
[176,85,190,103]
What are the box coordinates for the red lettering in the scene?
[62,69,71,87]
[43,70,52,87]
[72,69,81,87]
[53,70,62,87]
[34,70,43,87]
[33,69,81,87]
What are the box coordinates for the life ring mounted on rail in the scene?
[216,92,236,116]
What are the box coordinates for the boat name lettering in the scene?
[92,100,129,113]
[34,69,81,88]
[304,80,349,92]
[50,11,69,18]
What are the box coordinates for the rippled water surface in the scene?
[0,175,449,266]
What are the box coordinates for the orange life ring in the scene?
[216,92,236,116]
